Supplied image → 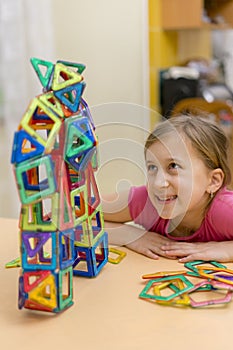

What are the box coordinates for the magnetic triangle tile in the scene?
[22,232,51,258]
[65,120,95,158]
[29,274,57,309]
[86,164,100,214]
[23,270,51,292]
[5,256,21,268]
[39,92,64,118]
[54,82,85,113]
[30,58,54,89]
[71,185,88,226]
[18,275,26,309]
[20,98,62,151]
[79,98,95,129]
[11,129,45,164]
[57,59,86,74]
[69,147,95,171]
[24,299,55,312]
[52,63,82,91]
[58,161,74,229]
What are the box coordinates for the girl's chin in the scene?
[159,213,176,220]
[156,207,179,220]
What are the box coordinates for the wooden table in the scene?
[1,217,233,350]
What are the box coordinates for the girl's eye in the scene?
[147,164,157,173]
[169,162,180,170]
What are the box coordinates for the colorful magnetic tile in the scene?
[86,207,105,246]
[153,280,191,307]
[79,98,95,129]
[5,252,51,269]
[139,275,194,302]
[184,260,227,277]
[21,231,57,270]
[90,146,99,171]
[188,280,233,308]
[30,58,54,89]
[24,299,56,313]
[11,129,44,164]
[57,59,86,74]
[67,147,96,172]
[215,274,233,281]
[197,266,233,286]
[73,232,108,277]
[18,275,26,309]
[57,266,73,310]
[53,159,74,231]
[65,116,97,159]
[71,184,88,226]
[54,82,85,113]
[20,98,62,152]
[23,270,51,292]
[59,229,75,269]
[50,122,66,155]
[142,270,187,279]
[52,63,82,91]
[5,257,21,269]
[73,211,106,248]
[74,221,90,247]
[108,247,126,264]
[28,273,57,310]
[19,193,59,232]
[86,163,101,215]
[22,231,51,258]
[39,92,64,118]
[67,166,86,190]
[211,280,233,290]
[15,155,56,204]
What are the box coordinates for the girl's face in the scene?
[145,132,213,224]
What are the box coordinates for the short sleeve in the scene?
[128,186,160,231]
[207,188,233,240]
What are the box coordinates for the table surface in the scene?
[1,217,233,350]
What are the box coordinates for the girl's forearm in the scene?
[104,220,146,246]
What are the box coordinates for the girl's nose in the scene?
[153,170,169,188]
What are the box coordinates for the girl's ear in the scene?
[208,168,224,195]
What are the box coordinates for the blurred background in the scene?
[1,0,233,218]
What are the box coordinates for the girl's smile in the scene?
[154,194,177,203]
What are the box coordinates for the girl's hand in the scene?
[126,232,177,260]
[161,241,233,263]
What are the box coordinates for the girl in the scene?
[102,115,233,263]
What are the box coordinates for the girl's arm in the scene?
[102,190,177,260]
[101,189,132,223]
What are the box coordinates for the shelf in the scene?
[161,0,233,30]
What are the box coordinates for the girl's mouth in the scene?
[156,195,177,203]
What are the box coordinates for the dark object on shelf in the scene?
[161,76,199,118]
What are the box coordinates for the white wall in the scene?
[52,0,148,107]
[52,0,150,194]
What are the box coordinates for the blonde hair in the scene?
[145,114,231,187]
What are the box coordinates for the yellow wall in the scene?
[148,0,211,128]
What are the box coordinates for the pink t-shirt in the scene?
[128,185,233,242]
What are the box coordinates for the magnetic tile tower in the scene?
[11,58,108,313]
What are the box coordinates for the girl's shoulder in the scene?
[213,187,233,209]
[207,187,233,226]
[128,185,150,212]
[129,185,148,200]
